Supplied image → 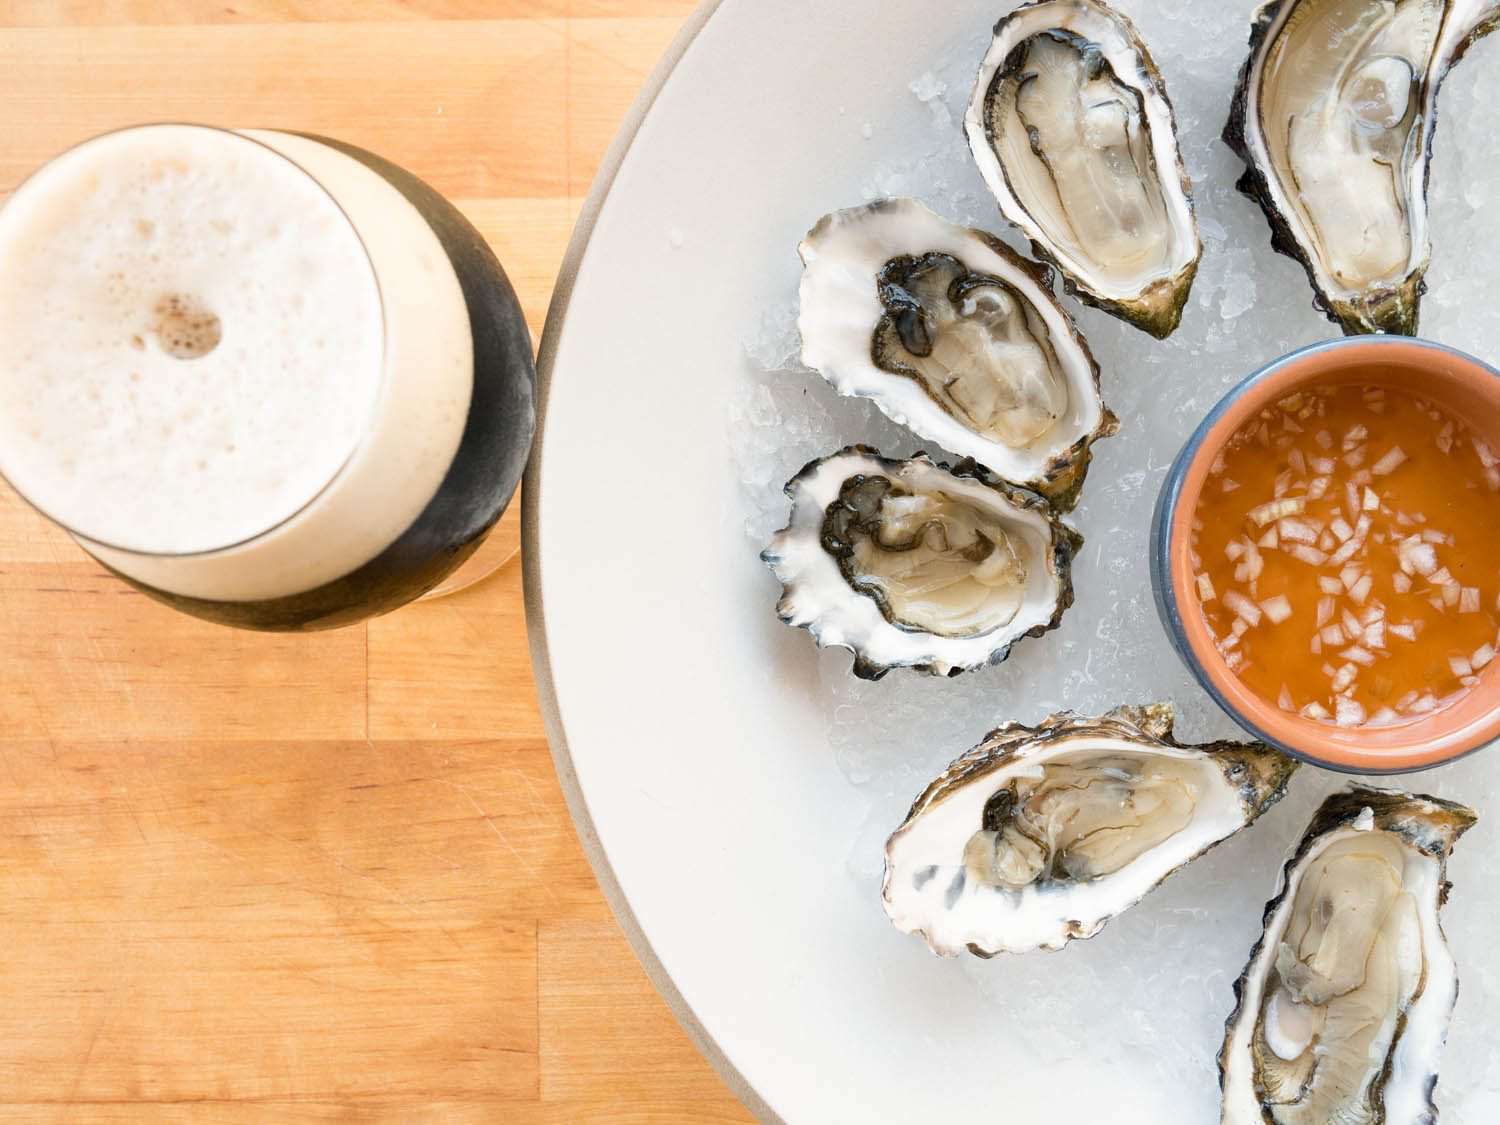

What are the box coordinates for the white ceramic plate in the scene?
[526,2,1500,1120]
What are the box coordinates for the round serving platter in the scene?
[525,1,1500,1120]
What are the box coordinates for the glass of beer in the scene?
[0,124,535,629]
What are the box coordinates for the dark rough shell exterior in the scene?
[1223,0,1500,336]
[973,0,1201,339]
[1217,785,1477,1120]
[761,445,1083,681]
[881,703,1299,957]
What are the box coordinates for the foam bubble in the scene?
[152,293,223,360]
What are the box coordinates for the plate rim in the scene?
[520,2,781,1121]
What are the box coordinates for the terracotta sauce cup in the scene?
[1151,337,1500,773]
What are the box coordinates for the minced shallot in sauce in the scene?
[1191,383,1500,727]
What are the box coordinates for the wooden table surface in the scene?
[0,4,755,1121]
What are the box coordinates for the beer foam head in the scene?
[0,125,385,555]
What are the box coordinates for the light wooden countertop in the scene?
[0,4,753,1120]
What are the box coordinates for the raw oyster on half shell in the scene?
[1220,786,1476,1125]
[966,0,1201,338]
[762,446,1080,680]
[797,198,1116,509]
[1226,0,1500,335]
[882,705,1297,956]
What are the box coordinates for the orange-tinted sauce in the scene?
[1192,383,1500,727]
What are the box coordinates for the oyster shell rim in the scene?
[964,0,1203,339]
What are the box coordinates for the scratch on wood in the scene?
[452,786,560,908]
[117,784,150,845]
[64,986,121,1102]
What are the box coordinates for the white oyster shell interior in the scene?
[883,729,1258,955]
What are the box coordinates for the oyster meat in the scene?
[882,705,1297,956]
[1220,786,1476,1124]
[762,446,1080,680]
[966,0,1201,338]
[1226,0,1500,335]
[798,198,1116,508]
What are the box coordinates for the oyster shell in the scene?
[882,704,1297,956]
[761,446,1080,680]
[1220,786,1476,1124]
[965,0,1201,338]
[797,198,1116,509]
[1226,0,1500,336]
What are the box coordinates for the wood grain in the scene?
[0,3,755,1121]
